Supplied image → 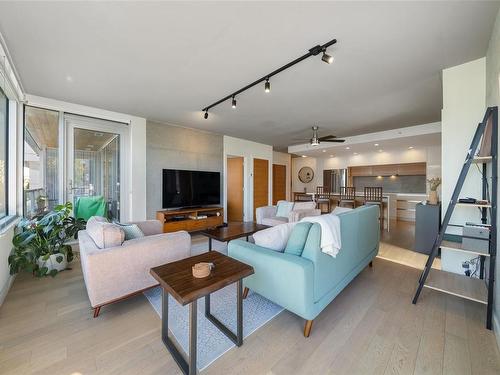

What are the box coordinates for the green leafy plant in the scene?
[8,202,86,277]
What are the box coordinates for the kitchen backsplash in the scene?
[353,175,426,193]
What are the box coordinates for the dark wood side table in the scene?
[201,222,269,251]
[150,251,254,375]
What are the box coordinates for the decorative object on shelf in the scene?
[298,166,314,183]
[202,38,337,119]
[192,262,215,278]
[8,202,86,277]
[427,177,441,205]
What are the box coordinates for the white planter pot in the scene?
[37,253,68,274]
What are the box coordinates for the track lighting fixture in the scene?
[265,78,270,93]
[201,37,337,117]
[321,51,334,64]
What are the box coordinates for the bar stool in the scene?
[364,187,384,230]
[316,186,331,214]
[339,187,356,208]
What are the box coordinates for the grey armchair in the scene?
[256,201,321,226]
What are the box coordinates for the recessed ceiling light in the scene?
[374,143,379,147]
[302,155,307,158]
[408,146,414,149]
[322,150,326,153]
[345,147,350,150]
[66,75,73,82]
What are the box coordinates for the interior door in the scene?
[272,164,286,204]
[227,157,244,222]
[253,158,269,221]
[66,115,128,221]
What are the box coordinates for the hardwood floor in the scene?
[1,241,499,374]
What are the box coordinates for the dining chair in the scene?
[364,187,384,230]
[339,187,356,208]
[315,186,331,213]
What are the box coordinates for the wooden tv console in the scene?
[156,207,224,233]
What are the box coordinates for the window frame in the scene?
[0,86,9,220]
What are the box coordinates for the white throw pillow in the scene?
[253,222,297,252]
[86,216,125,249]
[332,206,353,215]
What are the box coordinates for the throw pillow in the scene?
[253,223,297,252]
[86,217,125,249]
[113,222,145,240]
[276,201,294,217]
[284,222,313,256]
[332,206,352,215]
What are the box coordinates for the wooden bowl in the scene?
[192,262,213,278]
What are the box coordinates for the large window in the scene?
[23,106,60,218]
[0,88,7,219]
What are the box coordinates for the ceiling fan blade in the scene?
[322,139,345,143]
[318,135,337,141]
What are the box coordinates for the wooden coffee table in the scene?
[150,251,254,375]
[202,222,269,251]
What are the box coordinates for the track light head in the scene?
[204,110,208,119]
[231,96,237,109]
[321,51,334,64]
[265,78,270,93]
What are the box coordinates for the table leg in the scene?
[204,279,244,347]
[189,300,197,375]
[246,235,249,242]
[209,237,212,251]
[236,279,243,346]
[161,288,197,375]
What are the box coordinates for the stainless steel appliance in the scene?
[327,169,349,193]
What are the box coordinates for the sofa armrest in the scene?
[81,231,190,307]
[127,220,163,236]
[228,240,314,316]
[288,209,321,222]
[255,206,277,224]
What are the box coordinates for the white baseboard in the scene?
[0,274,15,306]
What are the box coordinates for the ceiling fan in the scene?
[293,126,345,146]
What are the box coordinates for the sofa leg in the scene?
[369,261,373,268]
[242,287,249,299]
[304,320,314,337]
[93,306,101,318]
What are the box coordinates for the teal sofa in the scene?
[228,205,380,337]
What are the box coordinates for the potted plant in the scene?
[427,177,441,205]
[8,202,86,277]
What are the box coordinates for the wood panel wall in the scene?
[253,158,269,220]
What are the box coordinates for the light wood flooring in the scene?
[1,240,499,374]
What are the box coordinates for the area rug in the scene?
[144,283,283,371]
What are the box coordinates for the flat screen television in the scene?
[162,169,221,209]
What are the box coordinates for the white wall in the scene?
[272,151,292,201]
[440,58,486,273]
[292,145,440,193]
[25,95,148,222]
[223,136,273,221]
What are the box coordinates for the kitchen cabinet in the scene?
[350,162,426,177]
[397,162,426,176]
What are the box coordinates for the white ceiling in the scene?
[297,132,441,158]
[0,1,498,150]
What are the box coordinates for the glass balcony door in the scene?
[66,115,128,221]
